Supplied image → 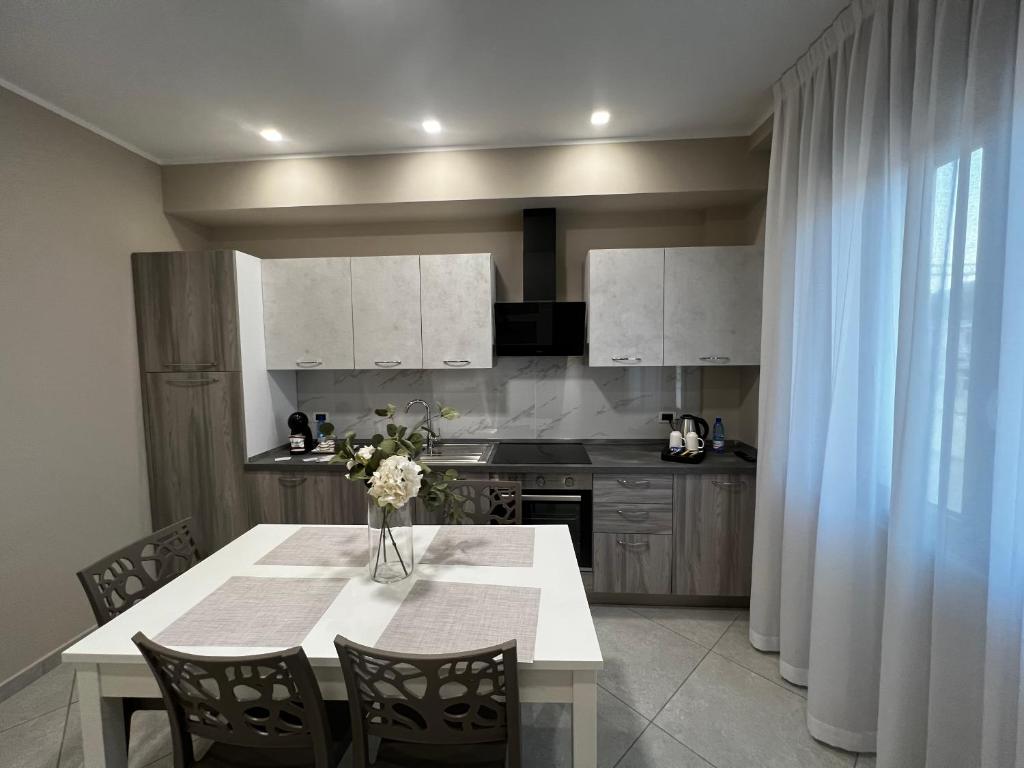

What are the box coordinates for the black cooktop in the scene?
[490,442,591,465]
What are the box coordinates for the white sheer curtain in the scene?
[751,0,1024,763]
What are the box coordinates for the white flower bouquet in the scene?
[332,403,459,582]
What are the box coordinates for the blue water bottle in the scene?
[712,417,726,453]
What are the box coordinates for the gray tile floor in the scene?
[0,606,876,768]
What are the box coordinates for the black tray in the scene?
[660,446,706,464]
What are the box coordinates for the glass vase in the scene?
[367,500,414,584]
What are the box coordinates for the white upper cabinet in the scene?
[351,255,423,369]
[586,248,665,367]
[663,246,763,366]
[419,253,494,369]
[261,257,354,370]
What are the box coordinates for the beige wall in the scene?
[0,87,205,684]
[164,138,769,217]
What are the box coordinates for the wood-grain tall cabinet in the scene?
[133,251,252,554]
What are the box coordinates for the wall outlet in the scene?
[659,412,675,424]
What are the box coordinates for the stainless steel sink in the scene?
[419,442,495,464]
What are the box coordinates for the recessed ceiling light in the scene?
[422,119,442,134]
[259,127,284,142]
[590,110,611,126]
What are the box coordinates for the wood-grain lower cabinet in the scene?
[141,372,248,554]
[247,471,366,525]
[673,473,755,596]
[593,533,673,594]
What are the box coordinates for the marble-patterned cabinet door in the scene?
[586,248,665,367]
[663,246,763,366]
[419,253,494,369]
[351,254,424,369]
[261,257,355,370]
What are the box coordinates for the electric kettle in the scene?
[680,414,709,441]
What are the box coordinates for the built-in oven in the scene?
[519,473,592,568]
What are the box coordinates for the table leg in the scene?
[76,664,127,768]
[571,670,597,768]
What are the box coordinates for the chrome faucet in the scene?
[405,399,437,454]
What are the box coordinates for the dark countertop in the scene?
[246,439,756,475]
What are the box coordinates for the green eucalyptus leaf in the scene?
[379,438,397,455]
[371,434,383,447]
[387,423,398,437]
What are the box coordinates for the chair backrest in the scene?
[77,518,200,626]
[446,479,522,525]
[335,636,520,766]
[133,632,335,768]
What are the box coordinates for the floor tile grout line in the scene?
[0,702,73,735]
[621,604,740,652]
[705,647,809,700]
[639,614,744,768]
[55,669,76,768]
[595,679,654,723]
[647,721,723,768]
[610,721,653,768]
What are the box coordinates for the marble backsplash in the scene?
[296,357,701,440]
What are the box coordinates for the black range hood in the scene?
[494,208,586,356]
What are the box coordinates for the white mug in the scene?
[684,431,704,452]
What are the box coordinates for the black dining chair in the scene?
[76,518,201,746]
[440,479,523,526]
[134,632,352,768]
[334,636,521,768]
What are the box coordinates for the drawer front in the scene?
[593,533,672,594]
[594,474,673,506]
[593,504,673,534]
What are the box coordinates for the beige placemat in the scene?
[420,526,535,567]
[156,576,347,647]
[257,527,368,567]
[375,580,541,662]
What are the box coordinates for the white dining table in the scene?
[63,523,603,767]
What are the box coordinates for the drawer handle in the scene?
[296,359,323,367]
[617,509,650,520]
[611,356,642,363]
[374,360,401,367]
[163,362,216,369]
[712,480,743,489]
[616,478,651,488]
[616,539,649,549]
[699,356,731,363]
[278,476,308,487]
[167,376,218,386]
[443,360,471,367]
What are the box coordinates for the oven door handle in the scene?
[521,494,584,503]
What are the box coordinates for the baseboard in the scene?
[588,592,750,608]
[0,625,96,703]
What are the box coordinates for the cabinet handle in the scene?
[163,362,216,369]
[443,360,471,367]
[699,356,731,363]
[712,480,743,489]
[374,360,401,367]
[296,359,323,368]
[616,539,649,549]
[278,476,308,488]
[166,376,218,386]
[522,494,584,503]
[616,478,651,488]
[617,509,649,520]
[611,356,642,363]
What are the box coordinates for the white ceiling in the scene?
[0,0,846,164]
